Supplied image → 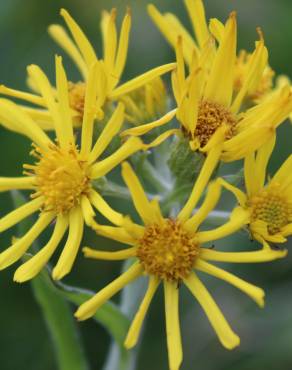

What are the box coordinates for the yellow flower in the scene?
[219,135,292,249]
[74,152,286,370]
[122,13,292,162]
[120,76,168,125]
[148,0,276,104]
[0,8,175,127]
[0,57,144,282]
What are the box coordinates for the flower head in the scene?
[75,153,286,370]
[122,12,292,162]
[219,135,292,248]
[0,8,176,127]
[0,57,144,282]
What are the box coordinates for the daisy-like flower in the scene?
[148,0,276,104]
[121,13,292,162]
[0,8,175,128]
[0,56,144,282]
[74,152,286,370]
[219,135,292,249]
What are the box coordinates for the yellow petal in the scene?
[83,246,137,260]
[178,145,222,222]
[196,259,265,307]
[27,64,68,147]
[121,108,177,138]
[0,85,46,106]
[89,102,125,163]
[144,129,180,150]
[0,176,35,192]
[0,196,43,232]
[121,162,159,225]
[124,277,160,349]
[14,215,69,282]
[200,248,288,262]
[218,178,247,206]
[81,62,99,155]
[80,195,96,226]
[204,12,237,107]
[184,180,221,232]
[164,281,183,370]
[94,224,137,246]
[114,9,131,80]
[0,98,52,149]
[52,207,84,280]
[109,63,176,99]
[89,190,124,226]
[48,24,88,79]
[0,212,55,270]
[254,133,276,191]
[197,207,249,243]
[75,262,143,320]
[271,154,292,190]
[60,9,97,68]
[90,137,143,179]
[55,56,74,144]
[104,9,118,75]
[184,272,240,349]
[184,0,209,48]
[231,32,267,113]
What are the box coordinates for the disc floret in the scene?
[137,219,200,282]
[24,144,91,214]
[249,183,292,235]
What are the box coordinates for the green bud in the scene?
[168,136,206,186]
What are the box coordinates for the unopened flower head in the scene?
[219,135,292,249]
[0,57,144,282]
[122,10,292,163]
[121,77,168,125]
[74,153,286,370]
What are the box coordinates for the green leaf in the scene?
[30,263,89,370]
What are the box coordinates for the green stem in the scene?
[30,266,89,370]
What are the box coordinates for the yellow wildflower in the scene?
[122,13,292,162]
[148,0,276,104]
[0,57,144,282]
[0,8,175,127]
[219,135,292,249]
[74,153,286,370]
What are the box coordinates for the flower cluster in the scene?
[0,2,291,370]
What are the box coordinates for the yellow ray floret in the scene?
[74,159,285,370]
[0,58,145,282]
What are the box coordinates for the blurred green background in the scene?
[0,0,292,369]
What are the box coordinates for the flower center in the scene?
[194,100,237,147]
[68,81,86,122]
[249,184,292,234]
[136,219,200,282]
[24,144,91,214]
